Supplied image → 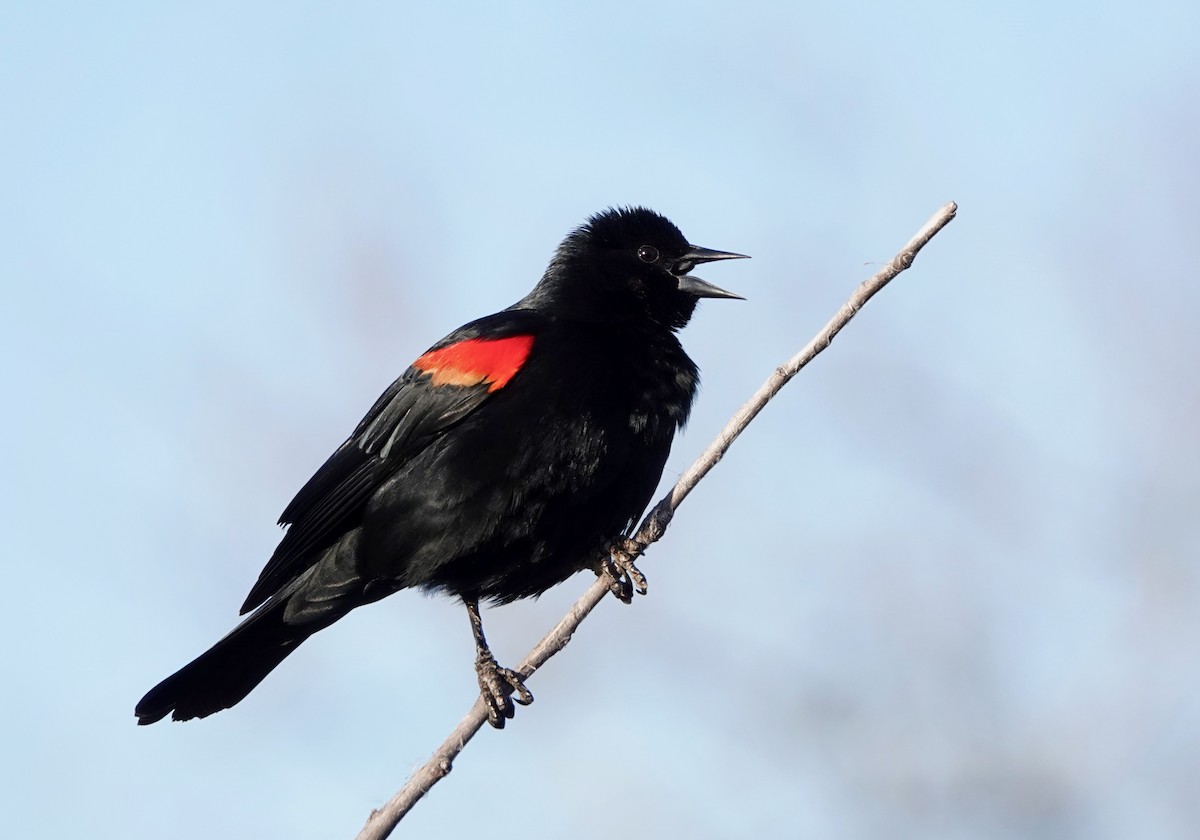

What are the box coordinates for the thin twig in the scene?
[356,202,958,840]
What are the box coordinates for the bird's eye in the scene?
[637,245,659,263]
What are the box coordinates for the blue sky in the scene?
[4,2,1199,838]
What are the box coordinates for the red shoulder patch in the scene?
[413,335,535,392]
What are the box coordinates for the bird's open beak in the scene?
[674,245,749,300]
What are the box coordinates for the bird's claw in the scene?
[599,537,648,604]
[475,653,533,729]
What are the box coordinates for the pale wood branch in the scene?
[356,201,958,840]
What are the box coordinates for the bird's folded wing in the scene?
[239,311,541,614]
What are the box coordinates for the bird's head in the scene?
[529,206,747,329]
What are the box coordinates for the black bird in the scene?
[135,207,746,728]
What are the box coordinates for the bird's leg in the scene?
[465,597,533,729]
[597,536,649,604]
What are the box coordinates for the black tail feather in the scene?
[135,601,311,725]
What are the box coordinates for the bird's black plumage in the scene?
[135,206,745,727]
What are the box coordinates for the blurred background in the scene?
[3,1,1198,837]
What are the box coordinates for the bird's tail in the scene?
[135,598,313,725]
[136,533,388,724]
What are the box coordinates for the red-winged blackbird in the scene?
[135,207,745,728]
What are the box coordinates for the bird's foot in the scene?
[475,651,533,729]
[598,537,648,604]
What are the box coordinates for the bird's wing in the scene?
[239,310,541,613]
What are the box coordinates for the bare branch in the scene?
[356,202,958,840]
